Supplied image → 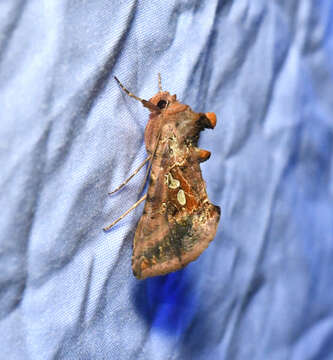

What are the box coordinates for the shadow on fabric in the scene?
[132,270,198,334]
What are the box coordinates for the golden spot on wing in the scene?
[177,189,186,206]
[165,172,180,189]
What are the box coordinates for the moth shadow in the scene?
[133,269,198,334]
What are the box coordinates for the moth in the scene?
[104,75,220,280]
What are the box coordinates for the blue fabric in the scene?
[1,1,333,359]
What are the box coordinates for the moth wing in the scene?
[132,119,220,279]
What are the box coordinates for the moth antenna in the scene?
[114,76,143,102]
[158,73,162,92]
[114,76,160,112]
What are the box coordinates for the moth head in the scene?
[149,92,177,111]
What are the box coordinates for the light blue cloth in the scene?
[1,1,333,359]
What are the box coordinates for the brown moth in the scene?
[104,75,220,280]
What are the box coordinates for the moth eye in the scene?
[157,100,167,109]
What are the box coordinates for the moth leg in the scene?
[138,131,161,194]
[138,156,153,195]
[103,194,147,231]
[109,155,151,195]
